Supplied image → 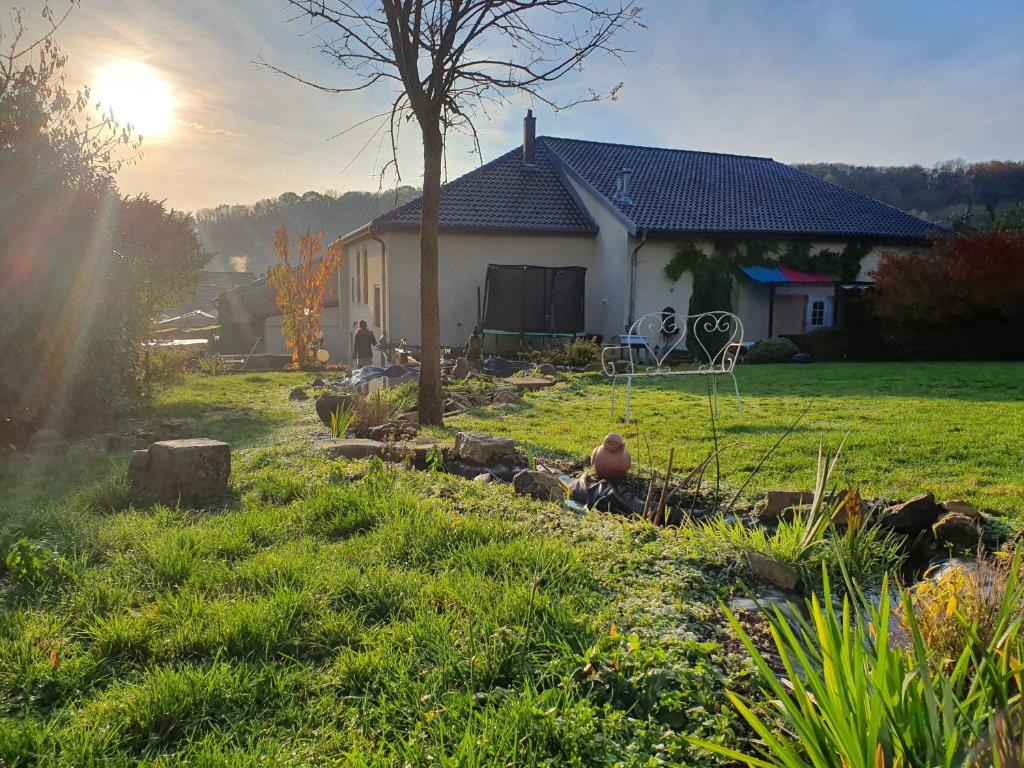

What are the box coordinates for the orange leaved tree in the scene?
[266,227,342,368]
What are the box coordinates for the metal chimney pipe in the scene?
[523,109,536,165]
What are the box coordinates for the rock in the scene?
[474,472,495,483]
[583,362,604,373]
[730,589,804,624]
[536,363,557,376]
[512,469,565,501]
[940,499,979,519]
[490,388,520,405]
[453,432,518,465]
[745,553,799,591]
[311,378,325,387]
[383,440,443,468]
[759,490,814,522]
[289,387,308,401]
[366,424,393,441]
[510,377,556,391]
[318,438,385,460]
[398,411,419,424]
[590,433,631,480]
[613,360,631,374]
[27,429,64,453]
[128,439,230,506]
[880,493,941,534]
[932,511,981,548]
[452,357,470,380]
[315,394,354,428]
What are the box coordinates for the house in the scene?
[220,112,937,360]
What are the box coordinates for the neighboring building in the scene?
[168,270,255,317]
[219,112,937,359]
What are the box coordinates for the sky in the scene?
[52,0,1024,212]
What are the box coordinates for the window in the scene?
[361,250,369,305]
[810,300,825,327]
[354,253,361,303]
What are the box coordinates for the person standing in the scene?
[352,319,376,368]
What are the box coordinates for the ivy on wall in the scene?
[662,238,873,316]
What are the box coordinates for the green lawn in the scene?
[0,374,743,767]
[0,364,1020,766]
[454,362,1024,516]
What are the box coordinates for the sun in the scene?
[93,59,175,138]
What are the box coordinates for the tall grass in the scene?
[690,550,1024,767]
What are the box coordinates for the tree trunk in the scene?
[417,122,444,425]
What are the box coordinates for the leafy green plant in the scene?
[4,538,60,585]
[690,551,1024,768]
[330,405,354,439]
[425,445,444,473]
[745,337,800,364]
[196,356,227,376]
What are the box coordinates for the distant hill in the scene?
[195,187,419,276]
[795,160,1024,227]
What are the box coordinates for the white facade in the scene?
[324,212,918,358]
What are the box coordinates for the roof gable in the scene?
[541,136,938,240]
[372,141,596,235]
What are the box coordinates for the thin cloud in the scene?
[178,119,246,138]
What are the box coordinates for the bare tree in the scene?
[268,0,641,425]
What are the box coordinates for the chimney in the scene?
[523,109,536,166]
[615,167,634,205]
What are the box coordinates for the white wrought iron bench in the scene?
[602,311,744,421]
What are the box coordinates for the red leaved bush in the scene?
[873,233,1024,358]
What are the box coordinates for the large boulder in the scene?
[512,469,565,501]
[536,363,557,376]
[129,439,230,506]
[453,432,518,466]
[315,394,354,428]
[932,511,981,548]
[880,493,941,534]
[318,438,384,460]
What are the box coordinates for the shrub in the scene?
[0,29,207,436]
[690,551,1024,767]
[522,338,602,368]
[143,347,197,384]
[904,552,1018,669]
[744,337,799,364]
[874,232,1024,359]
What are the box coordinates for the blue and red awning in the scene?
[739,265,834,284]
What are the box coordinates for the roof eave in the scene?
[641,228,937,245]
[370,222,598,237]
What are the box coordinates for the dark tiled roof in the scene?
[373,141,596,234]
[542,136,938,240]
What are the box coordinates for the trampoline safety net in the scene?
[481,264,586,334]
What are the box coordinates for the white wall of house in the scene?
[631,239,696,329]
[361,230,598,349]
[263,305,344,358]
[562,176,631,340]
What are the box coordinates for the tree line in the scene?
[795,160,1024,227]
[194,188,419,274]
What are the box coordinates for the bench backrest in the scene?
[624,311,743,373]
